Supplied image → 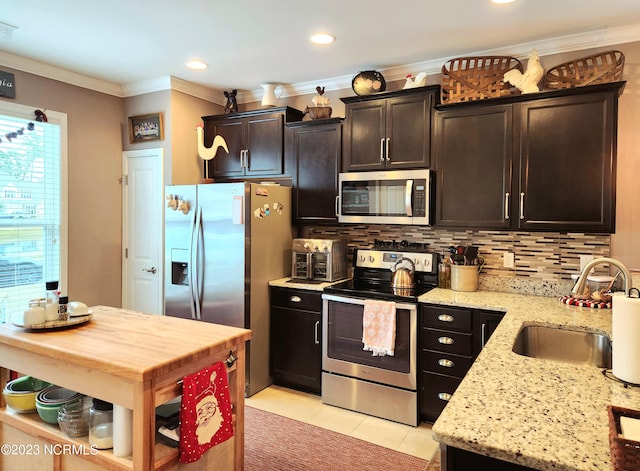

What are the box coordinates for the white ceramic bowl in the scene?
[68,301,89,317]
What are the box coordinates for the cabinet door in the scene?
[287,120,342,224]
[434,105,513,228]
[343,100,386,171]
[473,310,505,356]
[386,93,432,169]
[270,306,322,394]
[245,113,284,176]
[207,118,245,178]
[517,91,616,232]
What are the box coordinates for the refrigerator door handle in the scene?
[190,205,203,320]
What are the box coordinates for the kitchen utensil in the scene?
[390,257,415,289]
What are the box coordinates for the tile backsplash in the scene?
[301,224,611,297]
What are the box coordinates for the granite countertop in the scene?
[269,277,348,291]
[421,288,640,471]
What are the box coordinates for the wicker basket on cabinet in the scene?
[608,405,640,471]
[544,50,624,90]
[440,56,523,104]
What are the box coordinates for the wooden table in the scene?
[0,306,251,470]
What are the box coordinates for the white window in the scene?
[0,102,67,324]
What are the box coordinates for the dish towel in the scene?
[362,299,396,356]
[179,361,234,464]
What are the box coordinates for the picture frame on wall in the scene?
[128,113,164,143]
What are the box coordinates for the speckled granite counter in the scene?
[421,288,640,471]
[269,277,348,291]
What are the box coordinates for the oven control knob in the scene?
[423,258,431,270]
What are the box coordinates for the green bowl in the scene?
[5,376,51,393]
[36,401,65,424]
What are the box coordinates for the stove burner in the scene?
[373,239,429,252]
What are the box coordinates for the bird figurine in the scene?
[402,72,427,89]
[311,86,330,107]
[196,125,229,161]
[503,49,544,94]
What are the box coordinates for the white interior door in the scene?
[122,148,164,314]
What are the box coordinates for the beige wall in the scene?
[0,39,637,308]
[0,68,124,307]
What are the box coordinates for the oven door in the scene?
[322,294,417,390]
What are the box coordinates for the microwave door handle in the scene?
[406,179,413,217]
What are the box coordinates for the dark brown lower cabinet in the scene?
[270,287,322,394]
[441,445,536,471]
[420,304,504,423]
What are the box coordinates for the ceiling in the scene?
[1,0,639,101]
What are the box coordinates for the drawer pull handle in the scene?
[438,359,455,368]
[438,393,452,402]
[438,336,454,345]
[438,314,454,323]
[290,296,302,303]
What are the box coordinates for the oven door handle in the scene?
[321,293,417,312]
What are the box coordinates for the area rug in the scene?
[244,406,434,470]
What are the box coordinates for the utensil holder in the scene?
[450,265,479,292]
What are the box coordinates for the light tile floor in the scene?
[245,384,439,461]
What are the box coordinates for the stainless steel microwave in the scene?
[337,169,432,225]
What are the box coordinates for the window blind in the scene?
[0,107,65,324]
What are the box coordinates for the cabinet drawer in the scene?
[421,371,463,422]
[422,305,472,332]
[421,328,473,356]
[271,287,322,312]
[421,350,473,378]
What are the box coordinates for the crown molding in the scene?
[2,22,639,101]
[0,50,124,97]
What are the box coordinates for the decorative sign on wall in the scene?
[0,71,15,98]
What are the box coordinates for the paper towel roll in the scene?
[113,405,133,457]
[612,294,640,384]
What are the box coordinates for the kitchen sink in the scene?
[512,325,611,368]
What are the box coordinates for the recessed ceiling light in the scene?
[310,33,335,45]
[492,0,516,3]
[186,60,208,70]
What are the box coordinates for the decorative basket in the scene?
[608,405,640,471]
[440,56,523,104]
[544,50,624,90]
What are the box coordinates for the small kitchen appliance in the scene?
[291,238,347,282]
[321,239,438,426]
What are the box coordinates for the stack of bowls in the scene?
[35,385,83,424]
[2,376,51,413]
[57,396,92,437]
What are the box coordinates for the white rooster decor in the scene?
[196,125,229,181]
[402,72,427,89]
[503,49,544,94]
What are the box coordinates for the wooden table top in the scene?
[0,306,251,382]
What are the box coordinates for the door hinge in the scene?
[119,174,128,185]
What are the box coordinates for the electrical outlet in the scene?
[503,252,515,268]
[579,254,595,272]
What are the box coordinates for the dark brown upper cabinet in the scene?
[285,118,343,225]
[433,82,624,233]
[341,86,439,171]
[203,107,304,179]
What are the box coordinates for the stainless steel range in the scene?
[321,240,438,426]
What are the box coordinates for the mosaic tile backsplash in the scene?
[301,224,611,297]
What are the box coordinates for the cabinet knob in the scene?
[438,393,452,401]
[438,336,454,345]
[437,314,454,323]
[438,359,455,368]
[290,296,302,303]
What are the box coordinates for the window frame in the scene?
[0,101,68,313]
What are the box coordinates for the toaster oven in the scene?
[291,238,348,282]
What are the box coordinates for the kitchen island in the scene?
[421,288,640,471]
[0,305,251,471]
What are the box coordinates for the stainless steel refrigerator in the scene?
[164,182,292,396]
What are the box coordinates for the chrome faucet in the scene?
[571,257,633,297]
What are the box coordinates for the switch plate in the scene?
[504,252,515,268]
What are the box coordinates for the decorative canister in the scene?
[450,265,479,292]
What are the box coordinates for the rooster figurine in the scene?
[196,125,229,161]
[402,72,427,89]
[503,49,544,94]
